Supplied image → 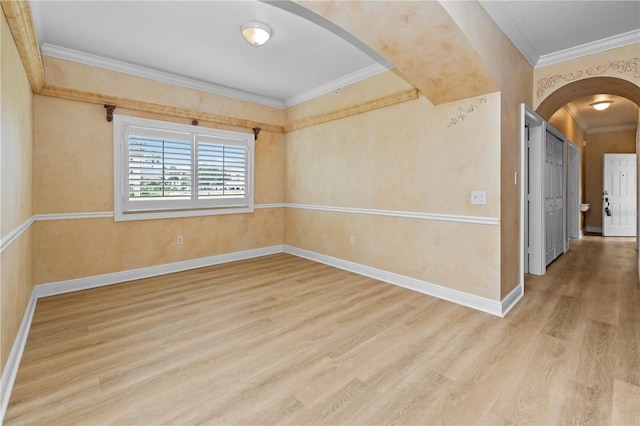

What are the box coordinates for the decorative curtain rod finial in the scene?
[104,104,116,122]
[253,127,261,140]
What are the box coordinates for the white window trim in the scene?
[113,114,254,221]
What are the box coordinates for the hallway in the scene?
[519,235,639,423]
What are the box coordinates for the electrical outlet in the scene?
[177,236,183,245]
[350,236,356,246]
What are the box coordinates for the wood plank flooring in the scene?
[5,236,640,425]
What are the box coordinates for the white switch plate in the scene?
[471,191,486,205]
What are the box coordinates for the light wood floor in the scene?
[5,236,640,425]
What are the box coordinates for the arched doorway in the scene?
[536,77,640,120]
[535,76,640,246]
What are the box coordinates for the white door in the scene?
[545,130,564,265]
[603,153,636,237]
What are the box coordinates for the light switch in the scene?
[471,191,486,205]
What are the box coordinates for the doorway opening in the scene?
[522,76,640,283]
[567,142,580,239]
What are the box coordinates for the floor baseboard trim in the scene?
[0,289,37,425]
[35,245,284,298]
[501,282,524,316]
[585,226,602,233]
[283,245,506,317]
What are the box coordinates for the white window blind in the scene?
[114,115,254,221]
[196,135,246,200]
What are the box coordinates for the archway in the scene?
[536,76,640,120]
[535,76,640,248]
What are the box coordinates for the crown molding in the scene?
[536,29,640,68]
[283,63,391,108]
[587,123,638,134]
[1,0,46,91]
[563,103,590,133]
[41,43,392,110]
[285,89,418,132]
[478,0,539,67]
[41,43,287,109]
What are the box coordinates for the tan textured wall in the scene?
[0,10,34,372]
[285,69,502,300]
[439,1,534,298]
[288,1,534,301]
[296,1,497,105]
[33,70,285,284]
[584,129,637,230]
[34,212,283,284]
[549,108,587,232]
[285,209,500,299]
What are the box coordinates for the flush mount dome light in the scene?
[241,22,272,46]
[591,101,613,111]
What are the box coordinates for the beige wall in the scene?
[296,1,497,105]
[33,61,285,285]
[584,129,637,230]
[549,108,587,232]
[285,70,503,300]
[0,10,34,372]
[438,1,534,298]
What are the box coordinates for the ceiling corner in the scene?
[536,29,640,68]
[563,103,590,133]
[478,0,539,67]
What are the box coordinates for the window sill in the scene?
[114,205,254,222]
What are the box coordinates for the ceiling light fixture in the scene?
[591,101,613,111]
[241,22,272,47]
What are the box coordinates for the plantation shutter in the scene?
[196,134,247,200]
[127,126,193,203]
[115,115,253,221]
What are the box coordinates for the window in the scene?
[114,115,254,221]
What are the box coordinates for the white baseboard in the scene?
[0,289,37,425]
[283,245,515,317]
[585,226,602,233]
[501,282,524,316]
[35,245,284,298]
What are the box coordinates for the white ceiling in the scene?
[30,0,391,109]
[480,0,639,131]
[564,95,638,133]
[479,0,640,68]
[30,0,639,129]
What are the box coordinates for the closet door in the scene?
[545,134,554,265]
[545,130,564,265]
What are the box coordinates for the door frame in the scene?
[521,104,568,277]
[567,141,580,240]
[521,104,544,276]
